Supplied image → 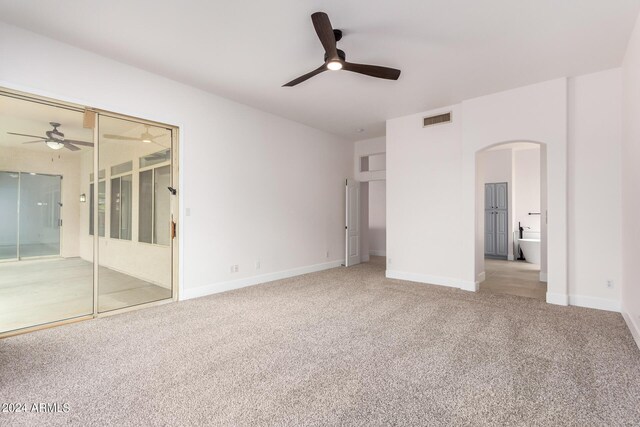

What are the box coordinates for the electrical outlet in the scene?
[255,261,260,270]
[606,280,614,289]
[230,264,239,273]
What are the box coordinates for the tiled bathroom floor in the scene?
[480,258,546,300]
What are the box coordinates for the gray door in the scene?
[485,210,496,255]
[495,183,508,210]
[495,210,508,257]
[484,182,508,259]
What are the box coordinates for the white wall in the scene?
[0,147,81,258]
[388,74,625,311]
[621,13,640,346]
[359,182,370,263]
[0,23,353,298]
[514,147,541,231]
[462,79,567,302]
[540,144,548,281]
[387,104,465,287]
[354,137,386,182]
[387,80,566,294]
[368,180,386,256]
[568,68,622,311]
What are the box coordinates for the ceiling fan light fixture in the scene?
[46,140,64,150]
[327,61,343,71]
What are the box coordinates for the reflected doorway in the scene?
[0,172,62,260]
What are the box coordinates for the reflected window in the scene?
[89,169,106,237]
[139,164,171,246]
[140,149,170,168]
[89,177,106,237]
[110,174,132,240]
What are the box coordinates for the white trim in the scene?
[539,271,548,282]
[507,255,514,261]
[181,260,343,300]
[477,271,486,283]
[622,310,640,350]
[546,292,569,306]
[369,250,386,257]
[386,270,478,292]
[569,295,621,312]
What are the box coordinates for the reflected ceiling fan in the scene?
[8,122,94,151]
[283,12,401,87]
[103,126,165,144]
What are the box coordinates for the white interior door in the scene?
[345,178,361,267]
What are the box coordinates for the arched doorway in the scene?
[475,141,547,299]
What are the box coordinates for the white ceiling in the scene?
[1,0,639,140]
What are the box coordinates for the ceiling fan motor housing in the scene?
[46,122,64,140]
[325,49,346,63]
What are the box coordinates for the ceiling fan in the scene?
[283,12,401,87]
[103,126,165,144]
[8,122,94,151]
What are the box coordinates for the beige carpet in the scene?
[0,257,638,426]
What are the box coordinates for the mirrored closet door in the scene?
[0,89,178,336]
[97,114,174,313]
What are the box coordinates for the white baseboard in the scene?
[569,295,620,312]
[507,255,514,261]
[386,270,478,292]
[539,271,548,282]
[181,260,343,300]
[546,292,569,306]
[622,310,640,350]
[369,250,386,257]
[477,271,486,283]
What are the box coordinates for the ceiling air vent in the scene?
[423,112,452,127]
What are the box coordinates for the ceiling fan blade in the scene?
[7,132,46,139]
[311,12,338,59]
[21,140,44,144]
[64,139,94,147]
[63,142,81,151]
[102,134,143,141]
[342,62,401,80]
[283,64,327,87]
